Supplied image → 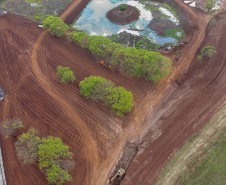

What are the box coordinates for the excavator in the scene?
[100,60,115,71]
[111,168,125,182]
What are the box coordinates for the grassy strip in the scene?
[155,106,226,185]
[164,29,185,41]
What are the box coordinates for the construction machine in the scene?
[111,168,125,182]
[100,60,115,71]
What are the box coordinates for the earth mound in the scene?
[106,5,139,25]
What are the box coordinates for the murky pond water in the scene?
[73,0,178,45]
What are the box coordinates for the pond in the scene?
[73,0,179,45]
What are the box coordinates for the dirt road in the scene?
[0,0,225,185]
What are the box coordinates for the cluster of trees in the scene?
[198,46,216,60]
[15,128,74,185]
[79,76,134,116]
[56,66,76,84]
[0,119,24,138]
[43,16,69,37]
[67,31,172,82]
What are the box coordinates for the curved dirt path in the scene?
[30,30,100,184]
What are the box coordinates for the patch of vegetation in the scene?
[68,31,172,82]
[206,0,216,13]
[200,46,216,58]
[15,129,74,185]
[155,106,226,185]
[109,34,120,42]
[43,16,69,37]
[164,42,174,46]
[32,12,50,22]
[145,6,159,11]
[0,119,24,138]
[56,66,76,84]
[119,4,127,12]
[164,29,185,41]
[135,38,161,51]
[163,3,179,20]
[79,76,134,117]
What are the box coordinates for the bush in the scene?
[56,66,76,84]
[164,29,185,41]
[67,31,90,48]
[201,46,216,58]
[0,119,24,138]
[120,4,127,12]
[43,16,69,37]
[206,0,215,12]
[15,128,41,164]
[79,76,134,116]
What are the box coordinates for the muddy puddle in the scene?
[73,0,182,45]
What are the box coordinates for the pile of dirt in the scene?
[106,5,139,25]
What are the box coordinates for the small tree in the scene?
[15,128,41,164]
[201,46,216,58]
[206,0,215,12]
[56,66,76,84]
[0,119,24,138]
[120,4,127,12]
[43,16,69,37]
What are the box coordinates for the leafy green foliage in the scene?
[38,136,73,185]
[15,128,41,164]
[79,76,134,116]
[68,31,172,82]
[87,36,112,57]
[164,29,185,41]
[56,66,76,84]
[38,136,73,169]
[46,164,72,185]
[206,0,215,12]
[201,46,216,58]
[43,16,69,37]
[0,119,24,138]
[120,4,127,12]
[67,31,90,48]
[105,86,133,116]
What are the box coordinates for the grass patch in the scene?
[156,106,226,185]
[164,29,185,41]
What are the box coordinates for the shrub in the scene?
[43,16,69,37]
[206,0,215,12]
[15,128,41,164]
[67,31,90,48]
[120,4,127,12]
[79,76,134,116]
[164,29,185,41]
[201,46,216,58]
[56,66,76,84]
[0,119,24,138]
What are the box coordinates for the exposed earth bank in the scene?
[106,5,140,25]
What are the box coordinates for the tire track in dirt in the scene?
[30,30,99,184]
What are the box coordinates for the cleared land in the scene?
[0,0,226,185]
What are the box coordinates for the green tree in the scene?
[206,0,215,12]
[15,128,41,164]
[0,119,24,138]
[79,76,134,116]
[43,16,69,37]
[120,4,127,12]
[87,36,112,57]
[43,16,59,29]
[38,136,73,169]
[46,164,72,185]
[79,76,109,98]
[56,66,76,83]
[67,31,90,48]
[105,86,133,116]
[201,46,216,58]
[49,21,69,37]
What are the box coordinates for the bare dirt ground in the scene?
[0,0,226,185]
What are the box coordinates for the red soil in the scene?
[106,5,139,25]
[0,0,225,185]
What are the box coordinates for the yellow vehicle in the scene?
[111,168,125,182]
[100,60,115,71]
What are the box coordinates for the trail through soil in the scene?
[0,0,226,185]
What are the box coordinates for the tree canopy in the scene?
[56,66,76,84]
[79,76,134,116]
[201,46,216,58]
[0,119,24,138]
[43,16,69,37]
